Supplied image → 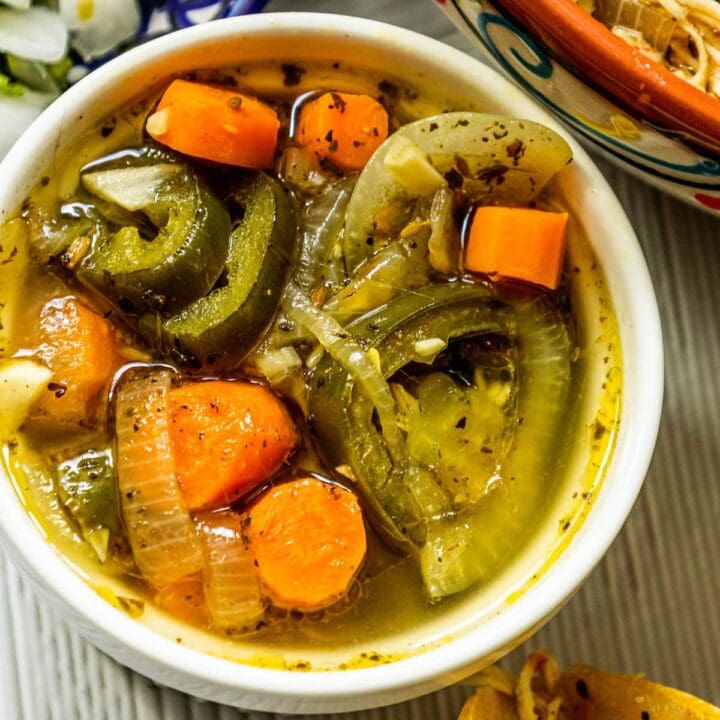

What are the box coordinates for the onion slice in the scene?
[282,282,404,460]
[59,0,141,62]
[0,359,52,440]
[115,368,202,587]
[0,7,68,63]
[82,164,182,214]
[196,511,265,631]
[197,510,265,630]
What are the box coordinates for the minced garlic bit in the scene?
[383,135,447,195]
[118,345,153,363]
[335,464,356,482]
[146,108,170,137]
[414,337,447,357]
[400,219,432,240]
[487,379,512,407]
[331,241,344,261]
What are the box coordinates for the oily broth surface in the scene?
[2,61,621,667]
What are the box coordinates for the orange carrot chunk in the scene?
[248,477,367,612]
[168,381,297,511]
[147,79,280,169]
[154,576,210,627]
[31,296,121,427]
[297,91,388,170]
[465,206,569,290]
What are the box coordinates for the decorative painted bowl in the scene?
[438,0,720,214]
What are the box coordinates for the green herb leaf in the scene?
[0,72,26,97]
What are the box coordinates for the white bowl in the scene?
[0,12,663,714]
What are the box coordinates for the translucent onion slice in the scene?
[115,368,202,587]
[282,282,405,460]
[296,178,354,293]
[344,112,573,271]
[82,164,182,214]
[195,511,265,631]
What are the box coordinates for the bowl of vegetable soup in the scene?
[0,12,663,714]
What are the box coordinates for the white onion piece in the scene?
[1,1,31,9]
[0,359,52,440]
[0,90,56,160]
[296,178,354,292]
[82,164,182,213]
[115,369,202,587]
[252,346,302,385]
[344,112,572,271]
[0,7,68,63]
[282,282,404,460]
[60,0,141,61]
[196,511,265,631]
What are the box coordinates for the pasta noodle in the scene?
[582,0,720,97]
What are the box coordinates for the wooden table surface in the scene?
[1,2,719,718]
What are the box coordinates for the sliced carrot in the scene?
[247,477,367,612]
[31,296,121,427]
[147,79,280,169]
[297,91,388,170]
[155,575,210,627]
[168,380,297,511]
[465,206,568,290]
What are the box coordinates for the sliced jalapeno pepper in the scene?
[57,448,126,563]
[79,146,231,314]
[155,172,297,365]
[419,300,572,599]
[309,284,513,545]
[309,285,572,600]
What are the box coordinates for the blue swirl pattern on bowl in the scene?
[139,0,268,31]
[439,0,720,212]
[72,0,267,76]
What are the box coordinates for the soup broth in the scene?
[0,60,621,669]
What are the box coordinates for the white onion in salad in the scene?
[0,6,68,63]
[59,0,141,61]
[0,90,56,159]
[1,0,31,10]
